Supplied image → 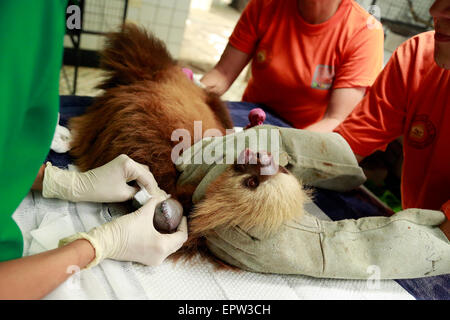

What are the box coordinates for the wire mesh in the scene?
[83,0,128,34]
[356,0,435,36]
[375,0,433,28]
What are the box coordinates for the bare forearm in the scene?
[304,116,342,132]
[31,164,45,191]
[0,239,94,299]
[307,87,367,133]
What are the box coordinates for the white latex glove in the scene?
[193,73,206,89]
[59,195,188,268]
[42,154,167,203]
[50,123,72,153]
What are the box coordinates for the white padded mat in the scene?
[13,192,414,300]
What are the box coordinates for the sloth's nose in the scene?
[257,151,278,176]
[256,151,272,166]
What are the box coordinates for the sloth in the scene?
[69,24,232,209]
[69,24,307,268]
[178,149,307,267]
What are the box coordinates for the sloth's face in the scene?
[189,148,306,237]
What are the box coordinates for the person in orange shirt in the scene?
[201,0,384,131]
[335,0,450,236]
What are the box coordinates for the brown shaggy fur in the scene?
[69,24,307,269]
[69,24,233,210]
[175,166,307,267]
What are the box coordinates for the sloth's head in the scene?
[188,148,307,239]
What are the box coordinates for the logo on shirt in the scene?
[311,65,335,90]
[254,45,272,69]
[406,114,436,149]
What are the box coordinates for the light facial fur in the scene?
[189,166,307,239]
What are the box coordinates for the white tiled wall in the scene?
[190,0,213,11]
[126,0,191,57]
[64,0,191,59]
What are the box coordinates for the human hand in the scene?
[439,200,450,240]
[43,154,168,203]
[440,219,450,241]
[59,195,188,267]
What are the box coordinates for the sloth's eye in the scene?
[244,176,259,189]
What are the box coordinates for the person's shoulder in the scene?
[382,32,437,88]
[241,0,281,19]
[345,1,383,38]
[399,31,435,53]
[393,31,436,66]
[245,0,287,28]
[348,0,373,20]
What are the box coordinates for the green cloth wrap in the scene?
[176,125,366,204]
[206,209,449,279]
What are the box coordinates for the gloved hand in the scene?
[42,154,168,203]
[59,195,188,268]
[205,209,450,279]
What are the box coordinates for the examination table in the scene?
[12,96,449,300]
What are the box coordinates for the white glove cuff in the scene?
[42,162,77,202]
[58,232,104,269]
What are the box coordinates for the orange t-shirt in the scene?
[335,32,450,215]
[229,0,384,128]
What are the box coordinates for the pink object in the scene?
[182,67,194,81]
[245,108,266,129]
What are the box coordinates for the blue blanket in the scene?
[47,96,449,300]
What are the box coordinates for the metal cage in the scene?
[62,0,129,94]
[366,0,434,36]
